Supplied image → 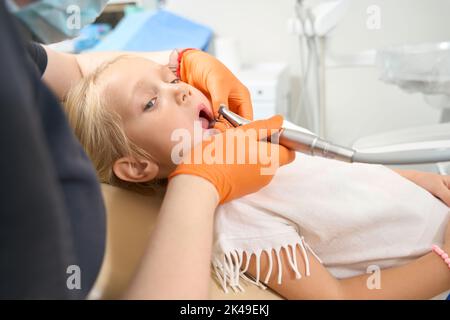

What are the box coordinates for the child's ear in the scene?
[112,156,159,183]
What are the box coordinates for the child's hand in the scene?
[398,170,450,207]
[444,219,450,253]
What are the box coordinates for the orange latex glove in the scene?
[177,49,253,122]
[213,115,235,132]
[168,115,295,204]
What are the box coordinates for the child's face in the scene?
[99,57,214,178]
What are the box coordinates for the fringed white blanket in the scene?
[212,153,449,293]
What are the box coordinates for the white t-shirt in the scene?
[212,153,449,293]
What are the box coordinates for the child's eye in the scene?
[170,78,180,84]
[144,97,157,111]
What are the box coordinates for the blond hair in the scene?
[63,56,164,194]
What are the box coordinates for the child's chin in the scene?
[203,128,221,138]
[188,127,221,148]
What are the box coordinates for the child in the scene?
[64,55,450,299]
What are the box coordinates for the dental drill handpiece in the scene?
[218,105,450,165]
[218,105,356,162]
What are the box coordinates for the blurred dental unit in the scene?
[54,0,450,173]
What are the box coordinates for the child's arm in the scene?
[244,222,450,299]
[392,169,450,206]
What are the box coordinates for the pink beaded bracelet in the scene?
[432,245,450,269]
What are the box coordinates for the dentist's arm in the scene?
[244,221,450,300]
[41,45,173,100]
[123,174,219,299]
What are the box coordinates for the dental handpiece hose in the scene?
[218,106,450,165]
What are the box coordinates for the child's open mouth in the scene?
[198,103,215,129]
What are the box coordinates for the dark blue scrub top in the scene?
[0,1,106,299]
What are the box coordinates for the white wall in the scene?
[165,0,450,146]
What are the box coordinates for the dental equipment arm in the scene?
[218,106,450,165]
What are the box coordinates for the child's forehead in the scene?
[104,56,174,81]
[97,56,179,108]
[111,56,158,71]
[99,58,173,106]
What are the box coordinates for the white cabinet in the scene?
[236,63,290,120]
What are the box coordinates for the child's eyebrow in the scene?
[133,66,161,95]
[161,65,177,79]
[128,64,173,111]
[127,80,141,112]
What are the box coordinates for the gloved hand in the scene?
[168,115,295,204]
[176,49,253,121]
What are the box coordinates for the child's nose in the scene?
[174,85,191,105]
